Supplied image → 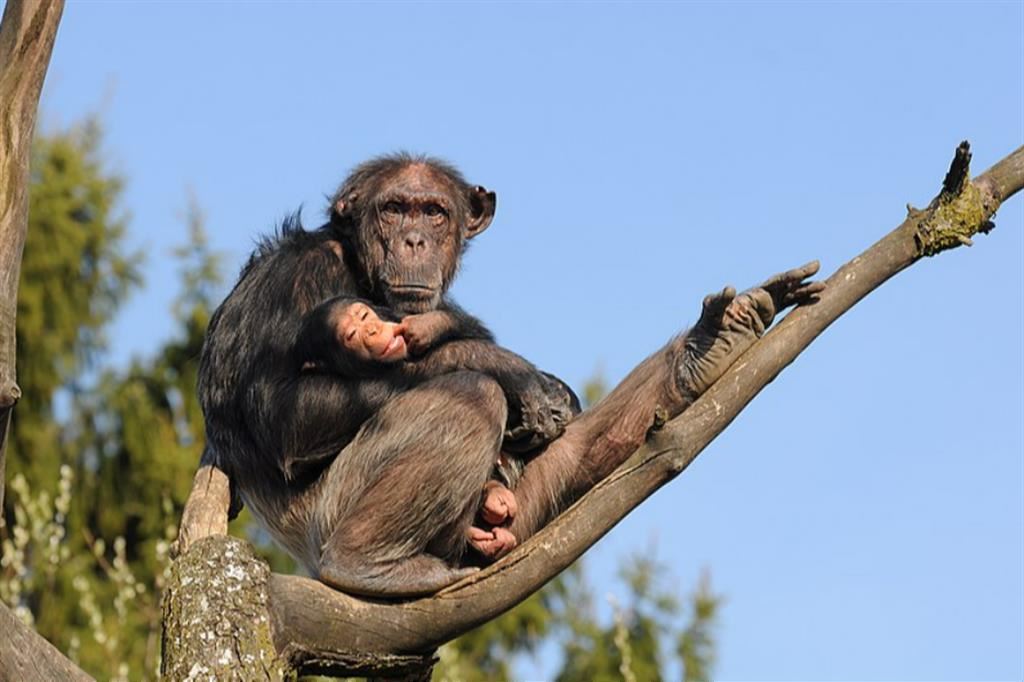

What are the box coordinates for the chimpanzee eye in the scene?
[424,203,446,218]
[382,201,403,215]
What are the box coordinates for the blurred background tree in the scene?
[1,117,720,681]
[0,117,292,679]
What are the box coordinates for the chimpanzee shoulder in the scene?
[199,212,353,423]
[240,211,343,281]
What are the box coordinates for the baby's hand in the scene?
[394,311,450,356]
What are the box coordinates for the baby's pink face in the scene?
[337,303,408,363]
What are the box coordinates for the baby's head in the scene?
[337,302,407,363]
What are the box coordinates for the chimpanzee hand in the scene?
[503,371,581,453]
[394,311,450,357]
[675,261,824,401]
[401,335,580,451]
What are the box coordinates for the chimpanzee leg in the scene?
[315,370,506,597]
[507,264,824,545]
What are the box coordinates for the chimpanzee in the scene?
[197,153,823,597]
[295,298,553,556]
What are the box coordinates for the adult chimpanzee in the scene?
[198,153,823,597]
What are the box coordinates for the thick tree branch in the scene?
[173,462,232,556]
[0,605,94,682]
[0,3,91,681]
[171,142,1022,677]
[0,0,64,517]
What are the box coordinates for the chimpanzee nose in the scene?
[404,230,427,253]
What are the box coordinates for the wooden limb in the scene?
[0,3,94,680]
[0,604,94,682]
[169,142,1022,677]
[0,409,9,514]
[161,536,286,680]
[0,0,64,412]
[173,463,232,557]
[0,0,65,514]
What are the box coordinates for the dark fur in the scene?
[198,155,576,596]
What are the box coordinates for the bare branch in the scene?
[169,144,1022,677]
[0,0,64,411]
[173,463,232,556]
[0,605,94,682]
[0,0,64,514]
[0,6,95,680]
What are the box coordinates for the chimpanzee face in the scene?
[333,161,495,315]
[372,165,461,313]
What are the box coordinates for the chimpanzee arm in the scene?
[398,300,494,354]
[403,339,578,450]
[297,296,494,375]
[251,369,406,481]
[298,295,571,451]
[266,301,499,479]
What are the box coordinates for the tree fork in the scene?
[168,143,1023,677]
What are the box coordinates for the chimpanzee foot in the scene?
[318,549,477,598]
[468,525,518,559]
[480,480,518,525]
[676,261,825,401]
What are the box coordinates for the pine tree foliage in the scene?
[11,117,140,491]
[678,571,721,682]
[2,120,222,678]
[555,555,680,682]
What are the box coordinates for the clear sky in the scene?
[33,2,1023,679]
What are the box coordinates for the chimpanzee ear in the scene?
[464,185,496,239]
[330,192,360,223]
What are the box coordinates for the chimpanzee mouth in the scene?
[385,284,441,314]
[387,284,437,298]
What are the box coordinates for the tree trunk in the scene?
[0,0,65,514]
[160,536,286,681]
[0,2,92,681]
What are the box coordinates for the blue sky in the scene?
[35,2,1022,679]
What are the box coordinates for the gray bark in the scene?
[0,0,65,435]
[160,536,286,681]
[0,605,94,682]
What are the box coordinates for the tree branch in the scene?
[0,3,94,681]
[0,605,94,682]
[0,0,64,516]
[170,142,1022,677]
[173,462,232,557]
